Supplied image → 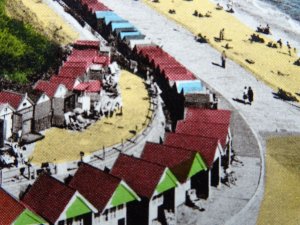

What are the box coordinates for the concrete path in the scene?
[96,0,300,224]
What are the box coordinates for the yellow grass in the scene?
[31,70,150,164]
[257,136,300,225]
[6,0,79,45]
[144,0,300,100]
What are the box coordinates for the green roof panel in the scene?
[14,209,47,225]
[188,153,207,178]
[111,183,139,207]
[156,169,178,194]
[66,197,91,219]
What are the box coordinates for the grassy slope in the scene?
[0,0,61,83]
[257,136,300,225]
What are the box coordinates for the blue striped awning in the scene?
[111,22,136,31]
[176,80,205,94]
[119,31,141,40]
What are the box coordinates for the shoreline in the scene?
[143,0,300,101]
[212,0,300,56]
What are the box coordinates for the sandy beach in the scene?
[144,0,300,101]
[31,70,150,164]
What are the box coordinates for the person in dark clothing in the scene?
[277,39,282,48]
[221,50,227,68]
[248,87,254,105]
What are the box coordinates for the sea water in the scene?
[263,0,300,22]
[212,0,300,55]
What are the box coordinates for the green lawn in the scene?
[257,136,300,225]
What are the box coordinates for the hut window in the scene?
[23,102,27,106]
[4,107,7,112]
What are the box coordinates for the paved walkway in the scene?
[96,0,300,224]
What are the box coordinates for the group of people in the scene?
[256,24,271,35]
[192,10,212,17]
[243,86,254,105]
[250,33,265,43]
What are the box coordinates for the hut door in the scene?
[0,119,4,148]
[22,120,32,135]
[118,218,125,225]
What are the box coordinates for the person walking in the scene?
[277,39,282,48]
[221,50,227,68]
[248,86,254,105]
[243,86,248,104]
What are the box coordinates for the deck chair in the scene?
[186,189,204,211]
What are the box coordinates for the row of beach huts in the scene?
[0,0,235,224]
[0,40,112,149]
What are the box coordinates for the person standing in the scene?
[277,39,282,48]
[287,41,291,56]
[219,28,225,41]
[243,86,248,104]
[221,50,227,68]
[248,86,254,105]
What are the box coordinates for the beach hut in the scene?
[69,163,140,225]
[176,80,206,95]
[0,103,14,146]
[21,173,97,225]
[50,76,81,91]
[141,142,207,206]
[73,40,100,50]
[111,154,179,225]
[164,132,223,197]
[178,111,232,167]
[0,188,47,225]
[0,91,34,140]
[34,81,71,127]
[74,80,101,111]
[28,90,52,133]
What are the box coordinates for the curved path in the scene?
[97,0,300,224]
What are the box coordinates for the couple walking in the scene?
[243,86,254,105]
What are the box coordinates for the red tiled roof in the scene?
[176,121,229,147]
[135,44,159,54]
[81,0,109,12]
[34,80,61,97]
[69,163,120,212]
[58,66,87,79]
[141,142,197,183]
[50,76,78,91]
[74,80,101,92]
[0,91,23,109]
[162,67,195,81]
[110,154,166,198]
[0,188,25,225]
[68,49,98,64]
[21,173,76,224]
[74,40,100,49]
[164,132,219,167]
[63,61,88,68]
[185,108,231,125]
[93,55,110,65]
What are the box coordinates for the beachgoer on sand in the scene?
[243,86,248,104]
[248,87,254,105]
[219,28,225,41]
[221,50,227,68]
[277,39,282,48]
[287,41,291,56]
